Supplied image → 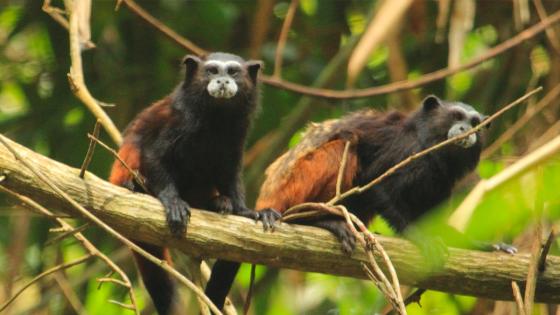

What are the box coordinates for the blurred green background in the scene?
[0,0,559,314]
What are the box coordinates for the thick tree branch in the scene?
[0,136,559,303]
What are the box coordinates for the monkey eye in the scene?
[227,67,240,76]
[452,111,465,121]
[206,66,218,75]
[471,117,481,126]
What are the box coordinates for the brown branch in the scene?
[482,83,560,158]
[260,9,560,99]
[53,272,87,315]
[0,186,140,315]
[512,281,527,315]
[45,223,90,246]
[0,135,223,315]
[335,140,351,197]
[273,0,299,78]
[62,0,122,144]
[533,0,560,55]
[116,0,560,100]
[382,289,426,315]
[524,223,543,315]
[338,205,406,314]
[538,228,556,272]
[117,0,206,56]
[79,120,100,178]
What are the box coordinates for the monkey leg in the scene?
[205,260,241,314]
[134,242,182,315]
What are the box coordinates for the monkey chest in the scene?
[171,136,239,179]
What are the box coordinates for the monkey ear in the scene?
[183,55,201,82]
[246,60,264,83]
[422,95,442,112]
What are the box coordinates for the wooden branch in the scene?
[0,136,559,303]
[64,0,122,145]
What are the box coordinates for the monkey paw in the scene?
[257,208,281,232]
[336,225,356,255]
[162,197,190,237]
[314,220,356,254]
[492,242,517,254]
[212,195,234,214]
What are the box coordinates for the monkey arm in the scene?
[140,147,190,236]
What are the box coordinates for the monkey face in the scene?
[421,95,488,149]
[182,53,263,101]
[445,104,488,148]
[204,60,240,99]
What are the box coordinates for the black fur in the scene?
[115,52,280,315]
[345,96,483,233]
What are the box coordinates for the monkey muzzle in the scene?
[207,77,238,99]
[448,123,477,148]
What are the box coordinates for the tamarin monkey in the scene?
[109,52,280,315]
[205,95,516,311]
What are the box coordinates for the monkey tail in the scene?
[134,242,182,315]
[205,260,241,314]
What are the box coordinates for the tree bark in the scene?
[0,135,558,303]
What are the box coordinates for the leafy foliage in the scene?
[1,1,559,314]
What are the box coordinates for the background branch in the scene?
[118,0,560,100]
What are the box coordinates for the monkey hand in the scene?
[232,206,280,232]
[491,242,517,254]
[256,208,281,231]
[313,219,356,254]
[159,194,191,237]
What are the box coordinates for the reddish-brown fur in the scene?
[108,97,173,188]
[256,139,358,212]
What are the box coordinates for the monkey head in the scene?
[182,52,263,100]
[417,95,489,149]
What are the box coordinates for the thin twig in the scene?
[87,133,149,193]
[45,223,90,246]
[243,264,257,315]
[0,255,93,312]
[482,83,560,158]
[335,141,351,197]
[0,135,224,315]
[330,87,542,206]
[108,300,136,310]
[80,120,101,178]
[533,0,560,55]
[337,205,406,314]
[53,272,88,315]
[538,228,556,272]
[512,281,527,315]
[117,0,205,55]
[273,0,299,78]
[62,0,122,145]
[524,222,543,315]
[0,185,140,314]
[382,289,427,315]
[260,11,560,99]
